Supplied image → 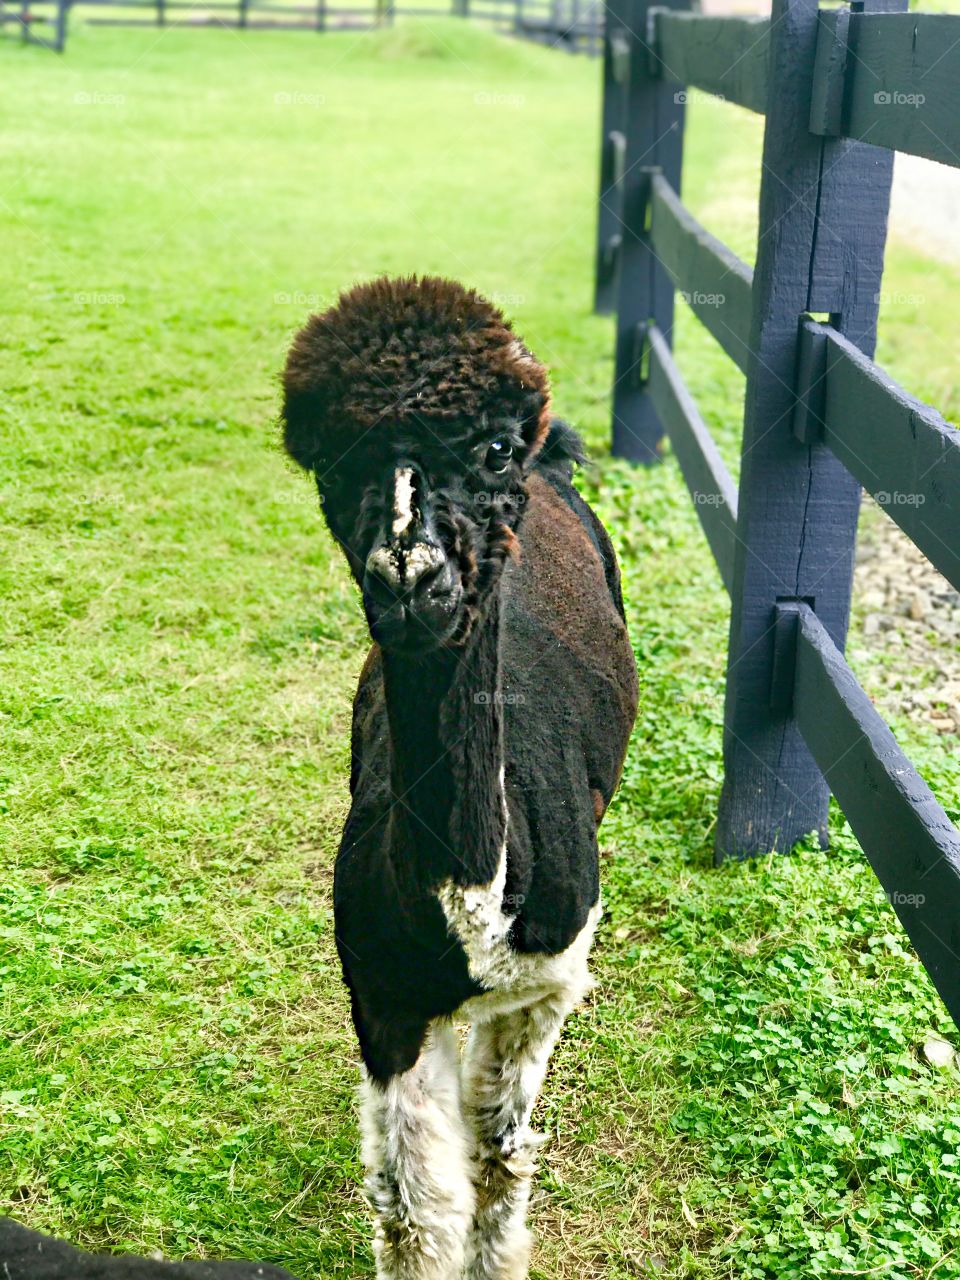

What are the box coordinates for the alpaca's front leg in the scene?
[359,1020,475,1280]
[462,991,575,1280]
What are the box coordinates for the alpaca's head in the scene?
[282,276,551,654]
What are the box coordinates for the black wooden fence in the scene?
[0,0,68,47]
[597,0,960,1022]
[4,0,601,52]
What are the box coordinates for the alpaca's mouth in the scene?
[363,573,464,653]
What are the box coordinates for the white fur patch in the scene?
[436,769,600,1021]
[362,769,599,1280]
[392,466,416,538]
[360,1023,475,1280]
[462,990,573,1280]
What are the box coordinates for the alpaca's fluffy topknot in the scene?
[281,275,551,472]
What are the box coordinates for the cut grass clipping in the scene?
[2,18,960,1280]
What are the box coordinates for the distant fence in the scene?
[0,0,68,47]
[597,0,960,1019]
[2,0,601,52]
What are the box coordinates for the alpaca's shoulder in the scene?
[527,420,625,622]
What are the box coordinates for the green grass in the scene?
[2,18,960,1280]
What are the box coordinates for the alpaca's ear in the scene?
[281,388,324,471]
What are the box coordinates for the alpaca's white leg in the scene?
[359,1020,475,1280]
[462,990,577,1280]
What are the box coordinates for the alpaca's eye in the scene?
[485,439,513,473]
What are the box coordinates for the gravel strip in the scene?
[850,497,960,736]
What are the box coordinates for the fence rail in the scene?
[646,323,740,591]
[648,172,754,374]
[652,10,769,113]
[0,0,68,46]
[596,0,960,1024]
[1,0,601,51]
[796,319,960,592]
[810,10,960,166]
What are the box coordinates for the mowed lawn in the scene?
[2,18,960,1280]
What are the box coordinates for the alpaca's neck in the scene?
[381,599,505,892]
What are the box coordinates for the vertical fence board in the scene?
[715,0,903,859]
[54,0,68,48]
[715,0,826,855]
[808,0,904,351]
[610,0,687,463]
[594,0,631,313]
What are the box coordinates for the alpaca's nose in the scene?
[362,536,459,650]
[365,539,445,594]
[361,464,462,649]
[364,464,446,595]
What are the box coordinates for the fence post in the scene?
[715,0,904,859]
[593,0,631,312]
[156,0,164,26]
[53,0,67,49]
[610,0,687,462]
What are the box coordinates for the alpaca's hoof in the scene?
[482,1127,546,1181]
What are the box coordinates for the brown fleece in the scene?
[282,276,551,473]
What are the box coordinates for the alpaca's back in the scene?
[499,457,638,954]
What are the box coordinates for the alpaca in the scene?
[281,276,638,1280]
